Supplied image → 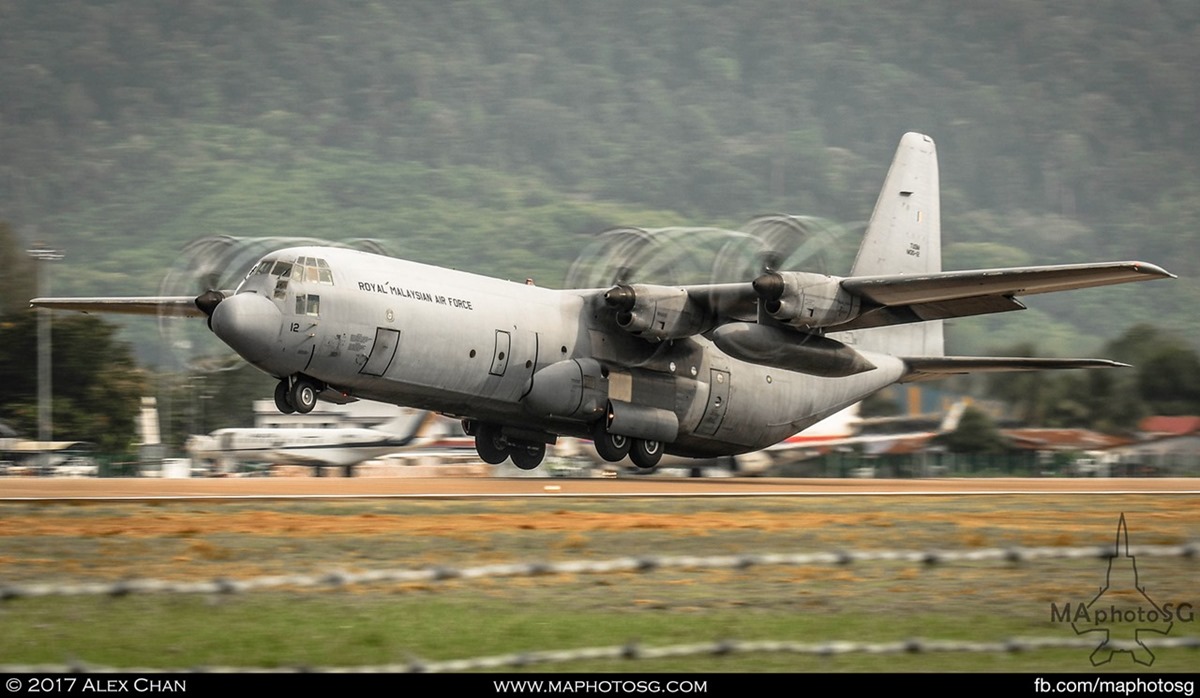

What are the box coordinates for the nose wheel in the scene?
[273,381,295,414]
[274,376,321,414]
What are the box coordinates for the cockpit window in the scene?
[248,255,336,298]
[296,293,320,316]
[299,257,334,285]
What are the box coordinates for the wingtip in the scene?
[1131,261,1176,279]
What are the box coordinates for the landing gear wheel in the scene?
[289,377,319,414]
[592,422,631,462]
[274,381,295,414]
[475,423,510,465]
[510,442,546,471]
[630,439,663,470]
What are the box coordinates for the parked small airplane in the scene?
[184,409,461,475]
[33,133,1172,472]
[0,424,96,476]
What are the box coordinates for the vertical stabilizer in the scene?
[844,132,944,356]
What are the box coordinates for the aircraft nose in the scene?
[210,292,282,365]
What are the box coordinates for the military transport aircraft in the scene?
[33,133,1173,472]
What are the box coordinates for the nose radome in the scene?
[210,292,282,365]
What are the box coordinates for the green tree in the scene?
[0,310,146,453]
[933,406,1008,454]
[983,343,1056,424]
[1105,324,1200,416]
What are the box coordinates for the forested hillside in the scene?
[2,0,1197,357]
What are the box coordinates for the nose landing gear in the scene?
[274,375,323,414]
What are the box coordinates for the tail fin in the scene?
[845,132,944,356]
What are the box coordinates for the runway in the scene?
[2,476,1197,500]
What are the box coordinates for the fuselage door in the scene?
[361,327,401,376]
[695,369,731,436]
[489,330,512,376]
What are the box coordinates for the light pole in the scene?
[27,244,63,474]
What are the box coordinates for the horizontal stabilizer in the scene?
[30,296,208,317]
[900,356,1129,383]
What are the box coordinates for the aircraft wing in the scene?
[899,356,1129,383]
[678,282,760,322]
[599,261,1171,340]
[30,296,208,318]
[835,261,1173,330]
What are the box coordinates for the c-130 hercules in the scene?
[34,133,1172,471]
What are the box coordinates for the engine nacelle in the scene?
[522,358,608,419]
[753,272,861,329]
[710,322,876,377]
[604,284,713,342]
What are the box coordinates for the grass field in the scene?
[1,492,1197,672]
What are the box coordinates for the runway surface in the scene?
[2,476,1197,500]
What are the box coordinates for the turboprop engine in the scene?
[603,284,715,342]
[752,271,861,329]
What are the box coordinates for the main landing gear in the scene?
[274,375,322,414]
[470,421,548,470]
[592,421,662,471]
[465,420,662,472]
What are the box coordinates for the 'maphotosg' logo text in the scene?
[1048,513,1193,666]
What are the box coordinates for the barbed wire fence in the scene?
[2,543,1197,672]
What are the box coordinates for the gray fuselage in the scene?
[217,246,904,458]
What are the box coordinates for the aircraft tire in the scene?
[289,378,318,414]
[510,442,546,470]
[592,422,631,462]
[274,381,296,414]
[629,439,663,470]
[475,424,509,465]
